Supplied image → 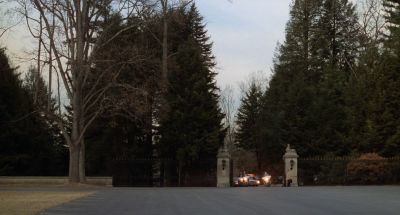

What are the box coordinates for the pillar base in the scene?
[217,183,230,188]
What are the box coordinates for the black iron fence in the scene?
[112,158,155,187]
[298,156,400,185]
[111,155,400,187]
[112,158,218,187]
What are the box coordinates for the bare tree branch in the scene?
[16,0,155,183]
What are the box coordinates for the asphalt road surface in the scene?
[41,186,400,215]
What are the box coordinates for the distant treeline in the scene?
[0,2,225,186]
[235,0,400,169]
[2,0,400,183]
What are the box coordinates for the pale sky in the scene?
[196,0,291,88]
[1,0,292,90]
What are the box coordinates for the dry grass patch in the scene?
[0,191,94,215]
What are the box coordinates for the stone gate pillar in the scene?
[217,145,231,188]
[283,144,299,187]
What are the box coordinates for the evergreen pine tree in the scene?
[260,0,324,157]
[373,0,400,156]
[235,83,263,169]
[0,48,67,176]
[260,0,362,158]
[384,0,400,54]
[346,44,385,153]
[158,4,225,185]
[311,0,361,155]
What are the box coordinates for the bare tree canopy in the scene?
[0,1,21,38]
[15,0,159,183]
[358,0,386,44]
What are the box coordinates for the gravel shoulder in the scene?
[0,191,94,215]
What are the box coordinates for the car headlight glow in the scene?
[262,176,271,183]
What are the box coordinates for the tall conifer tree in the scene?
[261,0,323,157]
[374,0,400,155]
[235,83,263,169]
[312,0,361,155]
[158,4,225,185]
[261,0,361,158]
[0,48,67,176]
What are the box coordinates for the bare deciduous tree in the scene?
[220,85,237,149]
[0,1,21,39]
[161,0,168,89]
[17,0,151,183]
[358,0,386,44]
[239,70,268,96]
[0,1,8,38]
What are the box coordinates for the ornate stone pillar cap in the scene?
[283,144,299,159]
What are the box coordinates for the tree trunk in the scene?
[162,0,168,91]
[48,45,52,111]
[69,86,83,183]
[35,15,42,105]
[47,11,55,111]
[79,140,86,183]
[69,144,80,183]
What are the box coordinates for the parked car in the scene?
[247,176,261,186]
[238,175,249,186]
[237,174,261,186]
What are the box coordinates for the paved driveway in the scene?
[41,186,400,215]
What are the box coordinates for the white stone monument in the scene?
[217,144,231,188]
[283,144,299,187]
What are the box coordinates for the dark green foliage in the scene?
[254,0,400,167]
[80,4,225,186]
[158,4,225,185]
[310,0,361,155]
[235,83,263,169]
[384,0,400,53]
[0,48,67,176]
[84,12,159,178]
[257,0,363,163]
[344,45,384,153]
[23,67,54,111]
[376,0,400,156]
[346,0,400,157]
[161,40,223,162]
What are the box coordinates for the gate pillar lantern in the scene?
[283,144,299,187]
[217,144,231,188]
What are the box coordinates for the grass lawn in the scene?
[0,191,94,215]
